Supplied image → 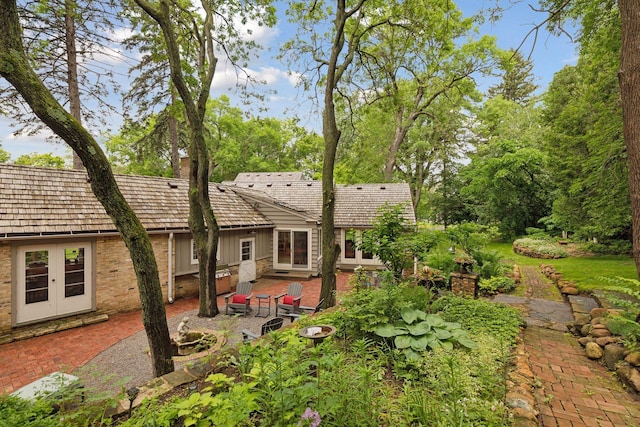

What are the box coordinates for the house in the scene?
[0,164,415,340]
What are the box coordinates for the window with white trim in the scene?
[191,238,221,264]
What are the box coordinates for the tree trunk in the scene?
[133,0,220,317]
[320,110,340,308]
[618,0,640,278]
[383,110,409,181]
[64,0,83,170]
[188,143,220,318]
[0,0,174,377]
[169,113,179,178]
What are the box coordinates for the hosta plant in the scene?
[374,307,477,361]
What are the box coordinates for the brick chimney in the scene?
[180,157,190,180]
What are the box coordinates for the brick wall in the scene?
[0,243,12,334]
[95,234,170,315]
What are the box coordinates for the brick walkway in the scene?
[518,266,640,426]
[525,327,640,426]
[0,274,350,394]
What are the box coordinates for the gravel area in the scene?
[74,308,283,395]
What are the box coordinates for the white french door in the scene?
[16,242,93,324]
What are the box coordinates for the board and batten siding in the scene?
[174,228,273,276]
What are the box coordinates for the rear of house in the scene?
[0,165,415,342]
[0,165,273,341]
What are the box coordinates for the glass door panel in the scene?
[64,248,85,298]
[293,231,308,268]
[277,231,291,264]
[25,250,50,304]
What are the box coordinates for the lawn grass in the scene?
[488,242,638,292]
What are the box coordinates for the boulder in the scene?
[573,313,591,328]
[580,324,592,337]
[625,351,640,367]
[590,307,608,319]
[595,336,618,347]
[585,342,604,359]
[578,337,594,347]
[616,363,640,393]
[590,328,612,338]
[562,286,579,295]
[604,344,628,370]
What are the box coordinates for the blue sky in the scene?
[0,0,577,160]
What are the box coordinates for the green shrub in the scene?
[337,281,433,338]
[431,294,524,345]
[479,276,516,296]
[0,395,59,427]
[473,248,509,279]
[513,237,568,258]
[374,307,477,361]
[422,247,457,277]
[582,240,632,256]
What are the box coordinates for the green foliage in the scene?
[431,294,524,346]
[513,237,568,258]
[403,346,509,426]
[582,240,632,256]
[337,280,433,338]
[0,395,58,427]
[0,145,11,163]
[374,307,478,361]
[461,94,553,238]
[446,222,498,260]
[14,152,67,168]
[422,246,457,277]
[479,276,516,296]
[598,276,640,320]
[540,8,630,241]
[357,203,415,280]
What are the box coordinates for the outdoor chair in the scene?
[224,281,253,316]
[274,282,303,316]
[242,317,285,342]
[285,298,325,322]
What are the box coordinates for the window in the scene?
[341,229,377,265]
[190,238,221,264]
[190,239,198,264]
[241,240,252,261]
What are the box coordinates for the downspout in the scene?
[168,232,174,303]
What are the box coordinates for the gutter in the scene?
[168,232,174,303]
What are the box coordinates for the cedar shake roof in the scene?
[0,164,272,238]
[234,171,304,182]
[229,180,416,228]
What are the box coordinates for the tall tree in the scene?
[619,1,640,272]
[0,0,174,377]
[354,0,498,181]
[0,0,123,169]
[487,49,539,105]
[284,0,386,307]
[539,0,629,242]
[133,0,276,317]
[122,5,183,177]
